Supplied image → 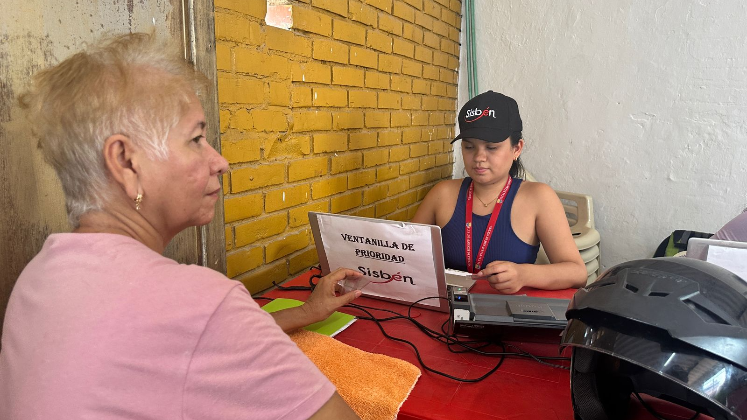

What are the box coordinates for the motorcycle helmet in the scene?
[561,257,747,420]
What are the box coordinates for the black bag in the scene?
[653,230,713,257]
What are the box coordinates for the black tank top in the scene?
[441,177,539,271]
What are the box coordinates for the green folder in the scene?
[261,298,356,337]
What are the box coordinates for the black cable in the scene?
[345,301,570,365]
[272,266,321,291]
[505,343,570,370]
[268,275,570,382]
[345,301,507,382]
[632,390,701,420]
[443,333,570,362]
[345,296,570,374]
[344,301,416,319]
[271,282,313,291]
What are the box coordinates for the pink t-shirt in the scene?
[0,233,335,420]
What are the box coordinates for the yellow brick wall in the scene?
[215,0,461,294]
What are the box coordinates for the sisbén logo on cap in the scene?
[464,107,496,122]
[452,90,523,144]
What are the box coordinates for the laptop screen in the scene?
[686,237,747,280]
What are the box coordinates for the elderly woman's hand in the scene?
[301,268,363,325]
[270,268,363,333]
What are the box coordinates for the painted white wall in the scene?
[455,0,747,270]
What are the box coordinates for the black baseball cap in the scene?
[451,91,522,143]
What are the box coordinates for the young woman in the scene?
[413,91,587,293]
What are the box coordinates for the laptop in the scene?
[685,237,747,280]
[309,211,451,312]
[309,212,573,325]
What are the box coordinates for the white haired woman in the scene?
[0,33,360,419]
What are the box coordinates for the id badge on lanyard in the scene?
[465,177,512,273]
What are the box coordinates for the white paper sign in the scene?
[707,245,747,281]
[316,214,442,308]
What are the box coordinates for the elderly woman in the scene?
[0,33,360,419]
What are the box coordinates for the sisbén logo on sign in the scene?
[358,266,415,285]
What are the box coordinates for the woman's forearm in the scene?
[519,261,588,290]
[270,305,317,333]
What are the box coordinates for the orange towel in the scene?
[290,330,421,420]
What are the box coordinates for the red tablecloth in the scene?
[261,269,711,420]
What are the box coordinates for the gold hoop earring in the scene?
[134,193,143,211]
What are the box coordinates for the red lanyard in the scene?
[465,177,513,273]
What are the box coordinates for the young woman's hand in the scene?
[476,261,526,294]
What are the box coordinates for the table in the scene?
[261,269,712,420]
